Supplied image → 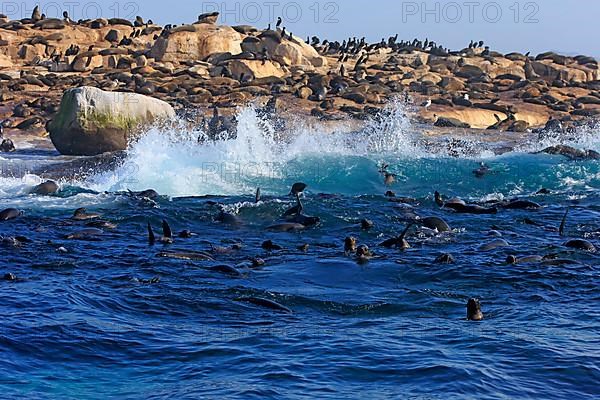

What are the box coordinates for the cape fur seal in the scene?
[467,298,483,321]
[31,180,59,195]
[237,297,292,314]
[0,208,22,221]
[435,191,497,215]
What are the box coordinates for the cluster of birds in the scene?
[309,34,489,61]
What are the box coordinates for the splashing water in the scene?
[1,101,599,201]
[83,101,422,196]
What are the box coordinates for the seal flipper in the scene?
[295,193,304,215]
[255,187,261,203]
[559,208,569,237]
[399,223,413,240]
[162,220,173,239]
[380,224,413,248]
[147,222,156,245]
[434,191,444,207]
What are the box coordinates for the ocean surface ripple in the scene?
[0,103,599,399]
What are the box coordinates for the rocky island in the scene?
[0,9,598,156]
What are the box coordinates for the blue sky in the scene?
[5,0,599,57]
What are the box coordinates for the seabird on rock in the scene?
[62,11,72,23]
[134,16,144,27]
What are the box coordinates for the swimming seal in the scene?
[467,298,483,321]
[355,245,373,264]
[0,208,22,221]
[479,239,510,252]
[298,243,309,252]
[127,189,160,199]
[472,162,492,178]
[344,236,357,254]
[66,228,104,240]
[564,239,596,252]
[360,219,374,230]
[31,180,59,195]
[210,243,242,255]
[208,264,243,277]
[72,208,101,221]
[0,138,15,152]
[216,210,242,226]
[435,191,497,215]
[178,230,196,238]
[434,253,455,264]
[237,297,292,314]
[2,272,17,281]
[499,199,541,210]
[420,216,451,233]
[266,222,306,232]
[87,220,118,230]
[289,182,307,196]
[262,240,282,251]
[537,145,600,161]
[288,214,320,227]
[506,255,543,264]
[378,163,396,185]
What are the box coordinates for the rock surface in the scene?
[48,86,175,155]
[149,25,244,62]
[0,11,597,154]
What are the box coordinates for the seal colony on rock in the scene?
[0,10,596,155]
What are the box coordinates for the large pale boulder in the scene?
[0,53,12,67]
[531,60,598,83]
[226,59,286,80]
[71,53,103,72]
[149,24,243,62]
[241,33,327,68]
[273,39,327,68]
[48,86,175,156]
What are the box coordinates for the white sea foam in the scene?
[0,101,598,201]
[83,101,420,197]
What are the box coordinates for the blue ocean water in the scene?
[0,106,599,399]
